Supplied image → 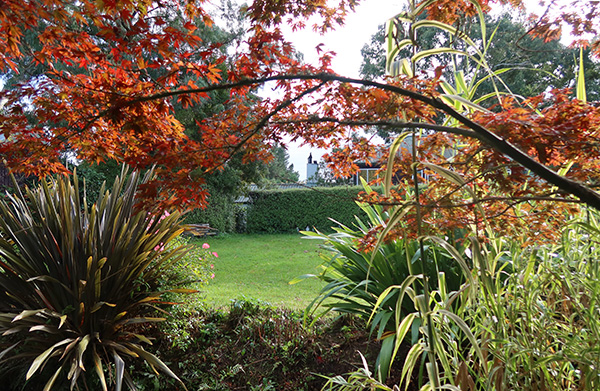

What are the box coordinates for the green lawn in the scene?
[192,234,327,310]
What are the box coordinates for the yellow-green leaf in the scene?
[577,47,587,103]
[27,339,72,379]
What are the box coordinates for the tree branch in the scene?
[113,72,600,210]
[272,117,482,140]
[206,81,329,174]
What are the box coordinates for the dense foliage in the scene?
[0,170,191,390]
[325,211,600,390]
[245,186,371,233]
[302,182,467,380]
[260,145,301,184]
[137,300,388,391]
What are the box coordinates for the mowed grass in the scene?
[192,234,327,310]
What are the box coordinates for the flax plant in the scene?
[0,168,192,391]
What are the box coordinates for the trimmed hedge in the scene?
[246,186,371,233]
[184,191,237,233]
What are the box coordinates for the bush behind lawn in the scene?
[246,186,373,234]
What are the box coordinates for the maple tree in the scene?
[1,0,600,241]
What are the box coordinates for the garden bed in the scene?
[138,301,414,391]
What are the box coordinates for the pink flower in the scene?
[202,243,210,249]
[210,264,214,269]
[158,211,170,222]
[210,273,215,279]
[212,252,218,258]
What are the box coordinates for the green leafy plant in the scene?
[325,211,600,391]
[0,168,192,390]
[158,237,217,292]
[154,237,218,351]
[476,215,600,390]
[300,181,465,381]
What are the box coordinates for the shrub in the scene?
[136,299,381,391]
[156,237,218,351]
[471,218,600,390]
[158,237,218,292]
[301,183,466,381]
[320,212,600,390]
[0,169,191,390]
[184,190,236,232]
[246,186,371,233]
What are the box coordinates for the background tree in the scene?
[360,12,600,100]
[64,1,293,226]
[260,145,300,184]
[359,24,387,81]
[476,13,600,101]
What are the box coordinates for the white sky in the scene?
[281,0,405,180]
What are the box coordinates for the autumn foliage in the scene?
[1,0,600,241]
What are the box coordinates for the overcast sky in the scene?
[281,0,405,180]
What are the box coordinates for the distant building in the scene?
[306,153,319,186]
[352,162,381,185]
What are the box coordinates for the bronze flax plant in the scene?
[0,168,192,391]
